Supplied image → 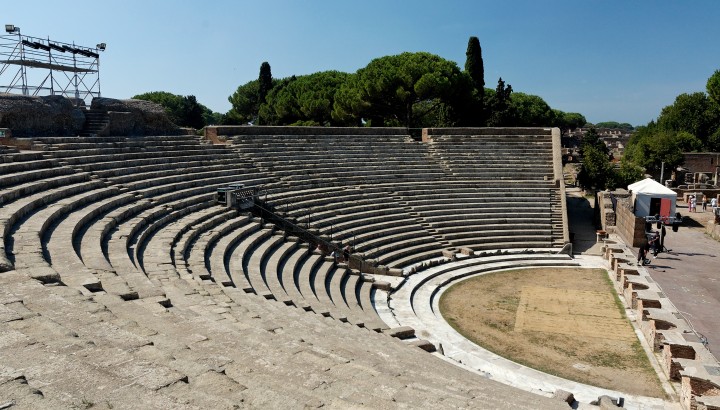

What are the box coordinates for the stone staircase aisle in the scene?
[79,109,110,137]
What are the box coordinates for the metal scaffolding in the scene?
[0,25,105,105]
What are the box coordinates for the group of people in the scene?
[687,194,718,212]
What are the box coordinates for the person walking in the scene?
[712,197,718,212]
[702,195,708,212]
[689,195,697,213]
[637,238,650,265]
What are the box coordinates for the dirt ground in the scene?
[439,267,666,398]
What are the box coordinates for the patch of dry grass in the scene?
[439,267,665,398]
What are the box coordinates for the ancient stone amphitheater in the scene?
[1,120,604,409]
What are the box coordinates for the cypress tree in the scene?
[465,36,484,93]
[465,36,485,124]
[258,62,273,105]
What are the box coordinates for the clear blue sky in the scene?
[5,0,720,126]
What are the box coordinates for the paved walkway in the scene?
[567,188,720,356]
[633,203,720,356]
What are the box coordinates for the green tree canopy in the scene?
[657,92,718,144]
[552,110,587,133]
[707,69,720,105]
[508,93,556,127]
[332,52,473,128]
[133,91,212,129]
[258,71,351,126]
[577,128,614,189]
[227,80,260,124]
[593,121,634,130]
[486,77,513,126]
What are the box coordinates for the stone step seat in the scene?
[229,133,408,141]
[0,153,61,173]
[0,178,105,269]
[9,185,120,286]
[265,157,442,168]
[283,195,386,218]
[311,259,349,322]
[289,251,362,322]
[416,207,553,220]
[140,205,233,282]
[96,159,255,184]
[28,134,199,145]
[282,170,448,182]
[430,139,553,147]
[427,217,552,229]
[277,245,315,311]
[106,218,169,300]
[259,150,435,160]
[363,236,441,262]
[446,170,553,178]
[230,142,416,151]
[295,202,405,227]
[409,197,552,209]
[327,262,389,329]
[0,165,78,191]
[386,248,449,269]
[243,231,286,299]
[397,190,552,201]
[77,192,149,273]
[238,225,283,299]
[270,165,446,178]
[293,251,334,317]
[445,165,554,173]
[70,154,246,176]
[325,263,363,323]
[262,239,301,306]
[70,151,242,173]
[280,191,382,214]
[100,192,234,288]
[188,214,254,286]
[173,209,241,276]
[441,227,552,241]
[55,148,239,166]
[134,200,219,274]
[256,154,435,165]
[0,169,90,206]
[310,210,417,238]
[356,277,390,331]
[205,216,278,286]
[247,153,432,166]
[331,219,424,244]
[276,172,448,188]
[432,147,553,156]
[119,167,260,192]
[391,184,555,197]
[225,222,271,293]
[131,174,273,201]
[0,146,41,158]
[39,143,229,159]
[38,139,206,151]
[353,229,438,255]
[374,241,446,268]
[453,239,555,250]
[434,148,553,155]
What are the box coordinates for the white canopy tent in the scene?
[628,178,677,218]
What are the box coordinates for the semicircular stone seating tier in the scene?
[386,252,668,408]
[0,129,575,408]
